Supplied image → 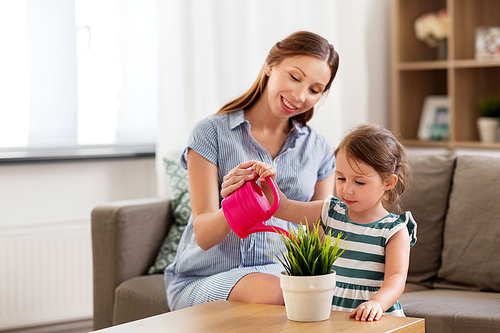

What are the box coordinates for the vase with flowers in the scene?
[414,9,449,60]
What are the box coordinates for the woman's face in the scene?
[265,55,331,120]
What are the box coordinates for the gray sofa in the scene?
[91,153,500,332]
[398,154,500,333]
[91,197,171,330]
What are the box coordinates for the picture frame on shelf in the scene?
[475,27,500,60]
[417,95,450,141]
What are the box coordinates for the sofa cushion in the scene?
[404,282,431,293]
[400,289,500,333]
[113,274,169,326]
[437,155,500,292]
[399,154,455,286]
[148,158,191,274]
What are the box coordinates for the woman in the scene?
[165,31,340,310]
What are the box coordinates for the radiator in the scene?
[0,221,93,330]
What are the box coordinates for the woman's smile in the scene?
[281,95,299,112]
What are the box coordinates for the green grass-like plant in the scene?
[268,220,347,276]
[479,95,500,118]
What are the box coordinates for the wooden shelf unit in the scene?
[390,0,500,150]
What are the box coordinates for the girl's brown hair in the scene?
[334,124,411,211]
[217,31,340,126]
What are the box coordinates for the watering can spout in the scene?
[246,223,292,239]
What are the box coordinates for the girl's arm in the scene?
[187,150,255,250]
[252,161,324,226]
[309,173,335,238]
[350,227,410,321]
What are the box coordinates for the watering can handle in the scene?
[265,176,280,216]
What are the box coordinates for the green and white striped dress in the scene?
[321,195,417,316]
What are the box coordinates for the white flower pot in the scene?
[477,117,499,143]
[280,271,336,322]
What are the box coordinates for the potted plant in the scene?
[477,95,500,143]
[269,221,346,322]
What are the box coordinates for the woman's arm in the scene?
[252,161,324,226]
[188,151,259,250]
[349,227,410,321]
[311,173,335,200]
[187,149,231,250]
[310,173,335,238]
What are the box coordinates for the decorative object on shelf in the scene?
[414,9,449,60]
[417,95,450,141]
[437,38,447,61]
[268,221,346,322]
[392,0,500,150]
[475,27,500,60]
[477,95,500,143]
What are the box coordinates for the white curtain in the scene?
[156,0,390,196]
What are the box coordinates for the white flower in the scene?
[414,9,449,48]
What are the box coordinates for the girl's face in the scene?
[335,150,396,222]
[264,55,330,120]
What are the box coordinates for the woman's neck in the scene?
[245,95,291,134]
[244,98,292,159]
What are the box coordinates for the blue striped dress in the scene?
[164,109,336,311]
[321,196,417,316]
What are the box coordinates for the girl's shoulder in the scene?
[322,196,348,221]
[320,198,416,247]
[384,211,417,247]
[325,195,343,210]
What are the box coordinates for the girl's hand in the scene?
[349,301,383,322]
[251,161,277,183]
[221,160,257,198]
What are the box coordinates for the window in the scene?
[0,1,29,148]
[0,0,158,151]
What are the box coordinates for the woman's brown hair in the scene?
[217,31,340,126]
[334,124,411,211]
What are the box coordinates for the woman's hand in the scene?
[221,160,258,198]
[349,300,383,322]
[251,161,277,183]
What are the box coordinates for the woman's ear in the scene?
[265,65,272,76]
[384,174,398,191]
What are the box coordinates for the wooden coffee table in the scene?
[95,300,425,332]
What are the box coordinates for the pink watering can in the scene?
[222,176,292,239]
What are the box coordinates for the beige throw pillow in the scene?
[399,154,455,286]
[437,155,500,291]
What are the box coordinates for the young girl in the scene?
[245,124,417,322]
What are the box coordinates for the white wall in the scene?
[0,158,156,329]
[0,158,156,229]
[308,0,391,145]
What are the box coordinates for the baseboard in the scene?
[0,319,93,333]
